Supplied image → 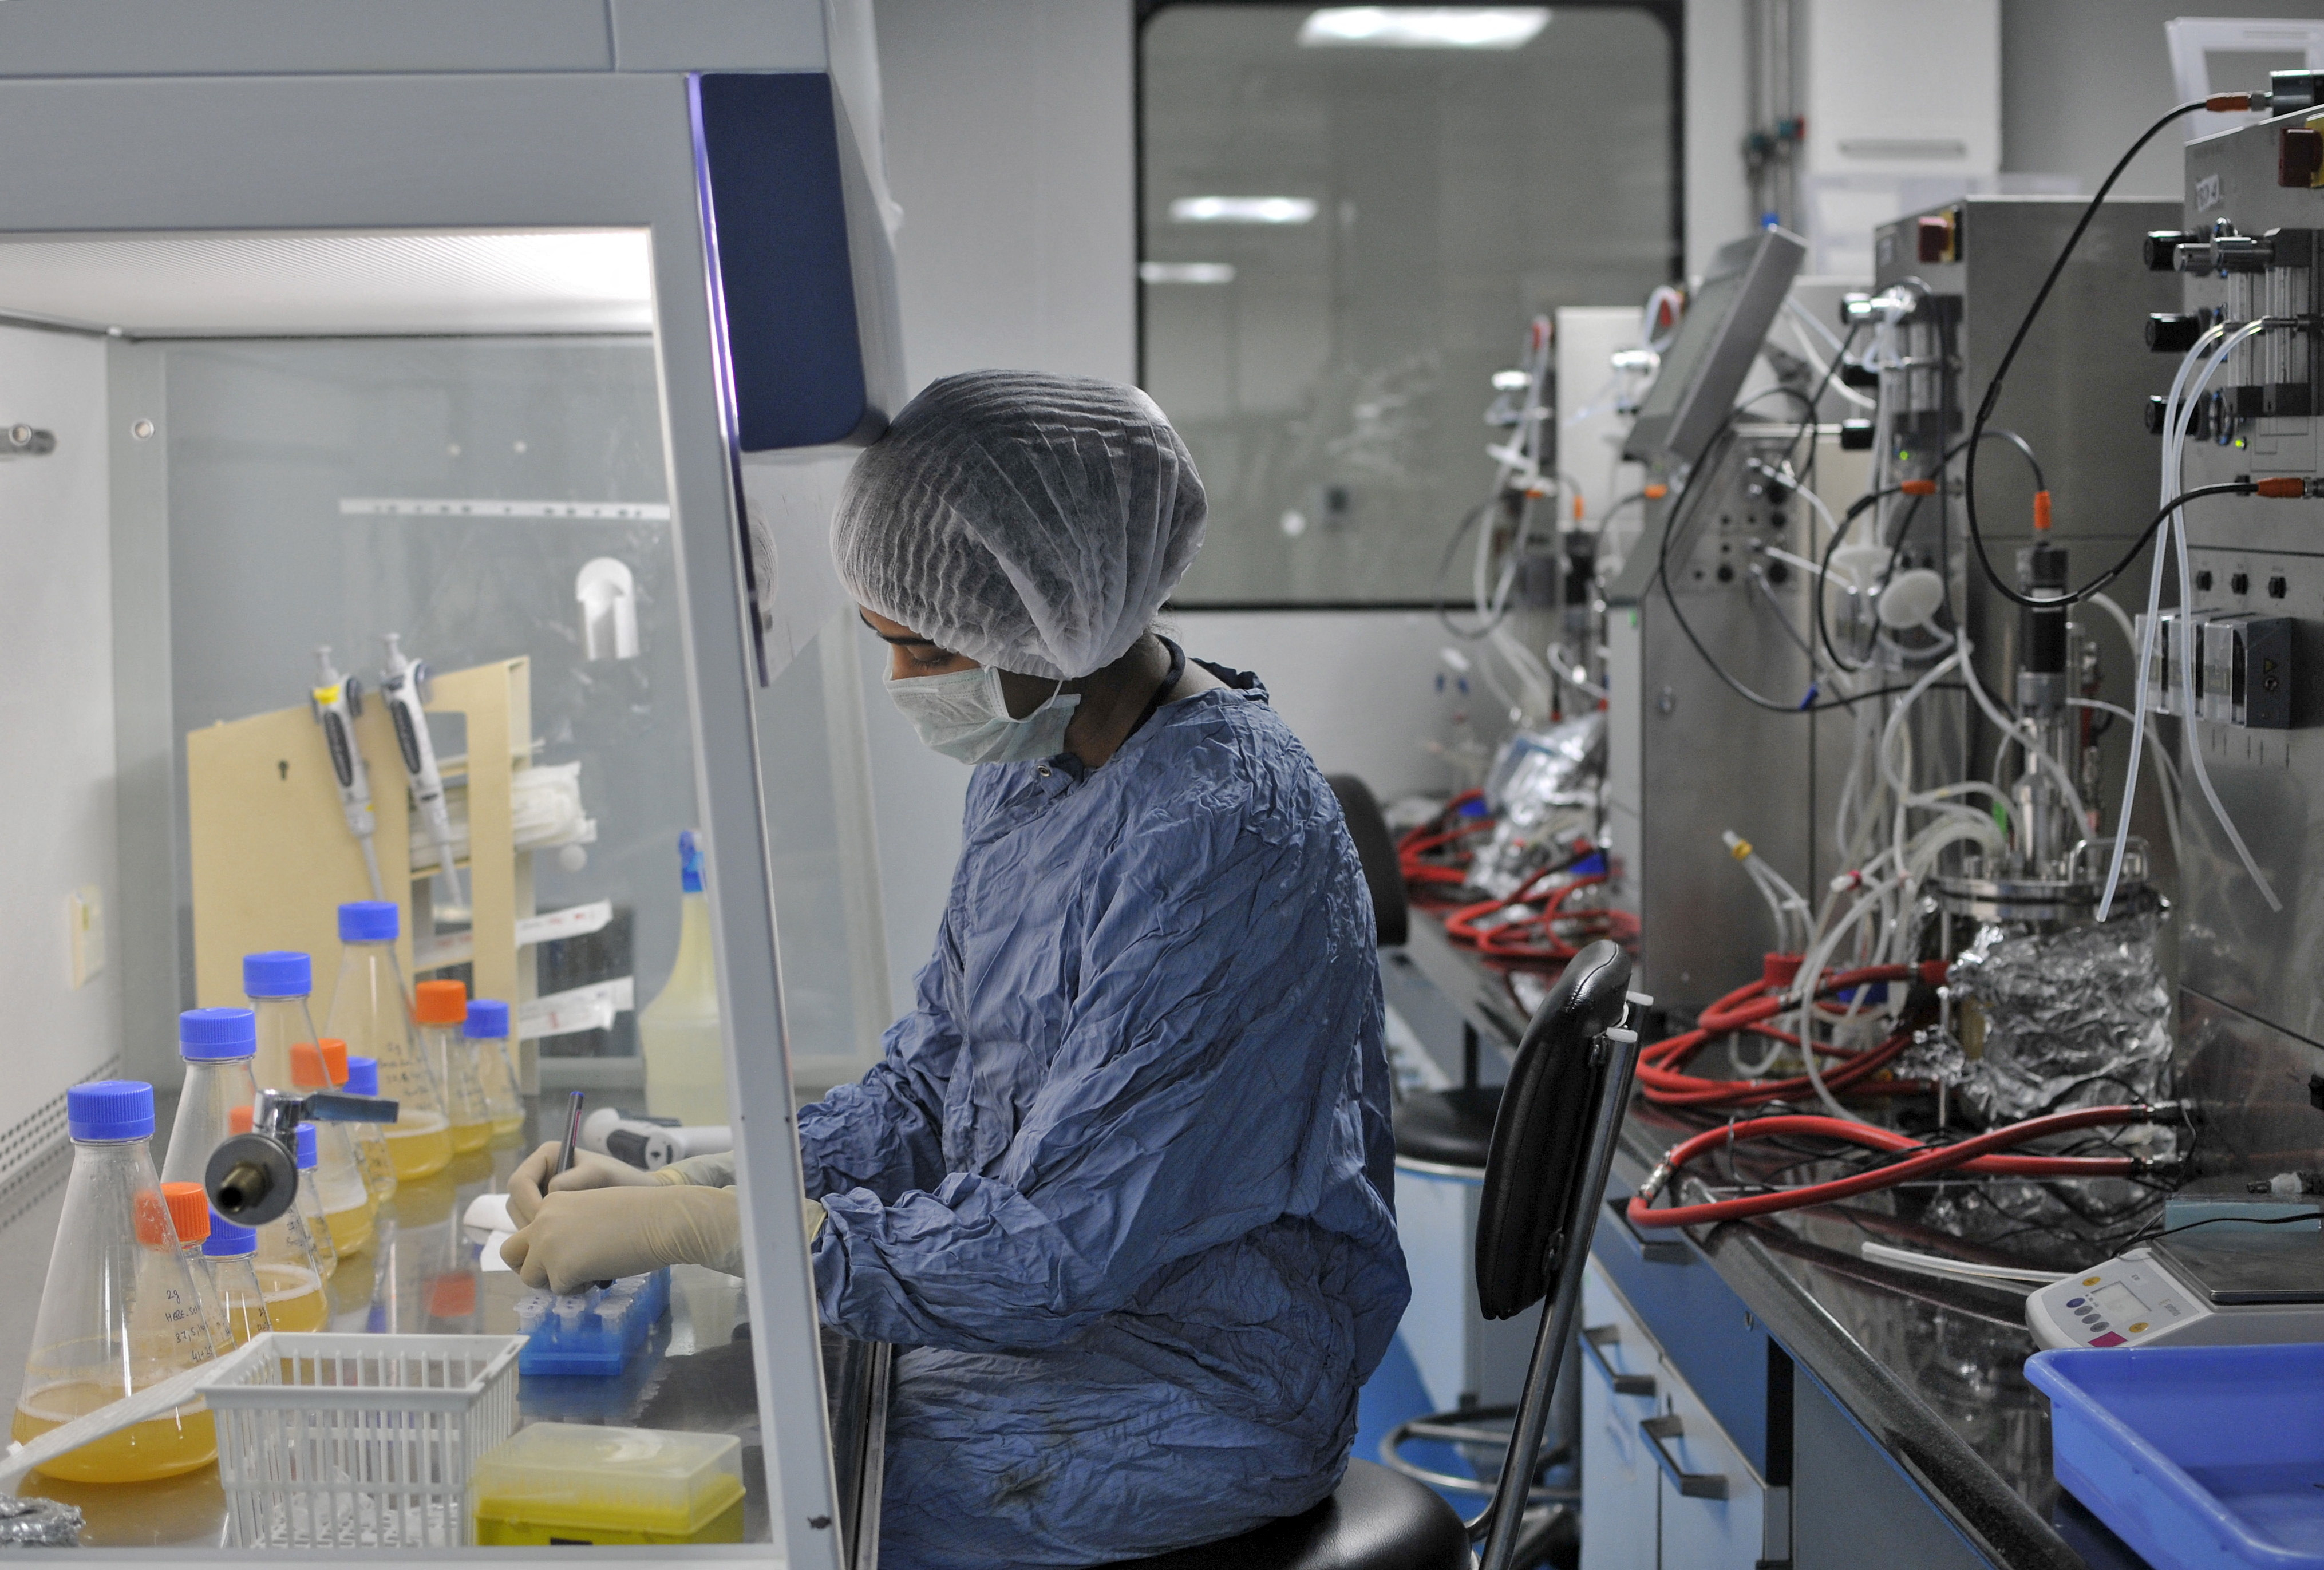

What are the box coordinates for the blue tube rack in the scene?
[515,1269,671,1377]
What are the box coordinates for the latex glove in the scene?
[500,1184,742,1293]
[505,1140,664,1226]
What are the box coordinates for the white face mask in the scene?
[885,665,1081,765]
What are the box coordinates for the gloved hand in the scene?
[505,1140,665,1225]
[500,1184,742,1293]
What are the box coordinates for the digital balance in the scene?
[2027,1227,2324,1351]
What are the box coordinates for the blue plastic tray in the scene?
[2029,1343,2324,1569]
[516,1268,670,1377]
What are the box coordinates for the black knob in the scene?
[2232,571,2251,595]
[1838,420,1875,451]
[1839,361,1879,390]
[2148,313,2203,353]
[2268,575,2289,599]
[205,1132,298,1227]
[2144,231,2198,271]
[2196,570,2214,592]
[2145,395,2168,436]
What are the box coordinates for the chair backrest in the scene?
[1326,773,1410,948]
[1473,939,1634,1320]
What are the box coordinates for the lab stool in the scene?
[1113,943,1643,1570]
[1102,1461,1468,1569]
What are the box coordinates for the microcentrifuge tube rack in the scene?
[513,1269,669,1377]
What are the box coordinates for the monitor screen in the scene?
[1623,227,1804,469]
[1631,270,1743,426]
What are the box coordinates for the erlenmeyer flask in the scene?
[158,1007,259,1188]
[465,999,524,1141]
[16,1082,217,1483]
[160,1182,230,1358]
[323,901,450,1181]
[416,980,492,1156]
[200,1219,271,1349]
[242,950,318,1095]
[227,1106,331,1328]
[341,1053,398,1201]
[291,1039,374,1258]
[290,1123,340,1282]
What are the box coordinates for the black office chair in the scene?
[1327,773,1409,948]
[1106,941,1643,1570]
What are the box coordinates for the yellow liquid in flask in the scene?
[384,1110,453,1182]
[256,1264,329,1333]
[321,1202,374,1260]
[13,1382,217,1483]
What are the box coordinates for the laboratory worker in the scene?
[501,370,1409,1568]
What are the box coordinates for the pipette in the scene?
[310,647,384,899]
[378,632,464,909]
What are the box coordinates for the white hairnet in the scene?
[831,370,1207,681]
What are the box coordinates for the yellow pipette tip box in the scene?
[469,1422,746,1545]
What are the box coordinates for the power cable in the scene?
[1960,98,2227,607]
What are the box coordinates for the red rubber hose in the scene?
[1627,1105,2160,1229]
[1637,962,1943,1109]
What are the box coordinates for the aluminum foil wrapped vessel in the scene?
[1948,912,2172,1124]
[0,1497,81,1547]
[1469,711,1602,897]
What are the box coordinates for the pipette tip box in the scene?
[514,1269,669,1377]
[469,1422,745,1545]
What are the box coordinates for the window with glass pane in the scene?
[1141,3,1680,605]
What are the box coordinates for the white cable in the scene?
[2098,322,2227,918]
[1957,636,2090,831]
[2169,473,2282,910]
[1783,312,1878,410]
[2083,591,2138,654]
[2102,319,2278,918]
[1859,1242,2066,1287]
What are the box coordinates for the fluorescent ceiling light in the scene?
[1140,262,1238,284]
[1169,196,1318,225]
[1299,7,1551,48]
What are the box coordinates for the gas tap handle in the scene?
[251,1087,400,1142]
[303,1091,401,1125]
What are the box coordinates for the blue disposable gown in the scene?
[797,666,1408,1568]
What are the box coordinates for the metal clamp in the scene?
[1579,1326,1655,1397]
[1638,1413,1728,1500]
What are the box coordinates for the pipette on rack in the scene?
[310,646,385,899]
[378,632,465,910]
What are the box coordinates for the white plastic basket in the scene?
[206,1332,524,1549]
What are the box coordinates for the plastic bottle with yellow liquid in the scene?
[641,831,728,1126]
[323,901,450,1181]
[226,1106,333,1323]
[415,980,493,1156]
[465,999,524,1140]
[16,1082,218,1484]
[200,1218,272,1348]
[159,1007,259,1189]
[290,1039,374,1257]
[340,1054,398,1201]
[159,1183,231,1357]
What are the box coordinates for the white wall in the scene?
[0,325,120,1155]
[872,0,1135,387]
[1686,0,1752,278]
[863,0,1136,1014]
[1172,611,1464,803]
[2002,0,2324,196]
